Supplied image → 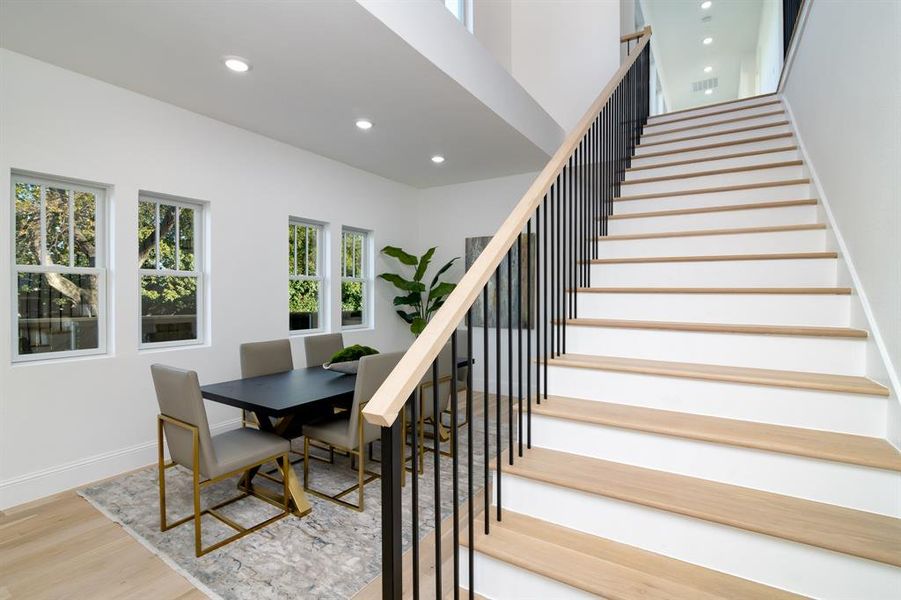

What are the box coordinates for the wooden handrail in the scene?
[362,27,653,428]
[621,26,651,44]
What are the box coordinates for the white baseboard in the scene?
[0,418,242,510]
[781,95,901,449]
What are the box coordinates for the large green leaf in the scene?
[381,245,417,266]
[428,281,456,301]
[379,273,425,293]
[413,247,436,282]
[396,310,417,324]
[429,257,459,289]
[393,291,421,308]
[411,317,428,336]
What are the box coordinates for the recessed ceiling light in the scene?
[704,66,713,73]
[431,155,445,164]
[705,89,713,95]
[702,37,713,45]
[223,56,251,73]
[701,1,712,9]
[355,119,373,130]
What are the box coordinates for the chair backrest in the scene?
[151,364,216,476]
[349,352,404,448]
[417,341,454,421]
[455,329,469,385]
[240,339,293,378]
[304,333,344,367]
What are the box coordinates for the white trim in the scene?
[0,418,242,510]
[340,226,372,330]
[288,218,327,333]
[781,95,901,448]
[777,0,814,94]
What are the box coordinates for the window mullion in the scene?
[68,189,75,267]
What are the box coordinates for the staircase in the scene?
[464,94,901,599]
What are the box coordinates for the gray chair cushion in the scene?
[303,333,344,368]
[152,364,218,477]
[208,428,290,479]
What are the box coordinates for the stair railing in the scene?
[363,26,652,600]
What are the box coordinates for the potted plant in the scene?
[378,246,458,335]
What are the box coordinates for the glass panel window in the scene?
[341,228,369,328]
[12,174,106,361]
[138,195,204,347]
[289,220,324,332]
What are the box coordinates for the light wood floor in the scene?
[0,491,204,600]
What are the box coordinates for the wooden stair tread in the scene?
[638,121,790,148]
[608,199,817,220]
[641,110,786,139]
[646,94,779,123]
[534,396,900,471]
[615,179,811,202]
[565,318,867,338]
[576,286,852,294]
[636,132,794,160]
[502,447,901,566]
[590,251,838,264]
[466,511,802,600]
[628,145,798,172]
[546,353,890,396]
[621,161,802,186]
[596,223,825,242]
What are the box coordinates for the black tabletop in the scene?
[201,366,356,417]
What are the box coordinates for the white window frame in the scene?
[138,194,205,350]
[340,227,372,330]
[289,218,327,335]
[10,173,108,363]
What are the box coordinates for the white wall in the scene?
[473,0,512,72]
[502,0,620,132]
[0,50,421,508]
[755,0,783,94]
[780,0,901,435]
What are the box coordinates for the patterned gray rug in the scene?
[80,402,511,600]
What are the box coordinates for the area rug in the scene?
[80,399,513,600]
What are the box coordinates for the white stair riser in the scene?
[575,292,851,326]
[590,258,837,286]
[545,365,886,436]
[648,97,782,125]
[596,229,826,258]
[498,475,901,599]
[642,113,787,144]
[620,165,805,196]
[462,549,593,600]
[624,149,800,180]
[616,182,811,210]
[531,415,901,516]
[565,326,865,375]
[608,204,817,235]
[630,136,793,168]
[644,102,784,133]
[635,125,793,156]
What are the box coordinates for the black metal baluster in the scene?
[450,332,459,600]
[526,217,532,448]
[432,359,442,600]
[506,249,513,466]
[380,418,403,600]
[550,180,556,358]
[482,286,489,534]
[517,233,523,458]
[466,310,474,598]
[411,388,420,600]
[494,267,502,522]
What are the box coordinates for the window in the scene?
[138,195,203,347]
[289,220,325,332]
[12,174,106,361]
[341,228,370,329]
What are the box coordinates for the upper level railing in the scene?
[367,26,652,599]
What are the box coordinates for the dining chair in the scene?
[303,332,344,368]
[409,341,454,474]
[302,351,402,511]
[441,329,469,430]
[152,364,292,557]
[239,339,293,429]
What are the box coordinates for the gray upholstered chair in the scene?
[302,351,402,511]
[409,342,454,473]
[442,329,470,429]
[152,364,292,557]
[239,339,293,428]
[303,332,344,367]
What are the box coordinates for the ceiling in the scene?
[0,0,553,188]
[642,0,764,111]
